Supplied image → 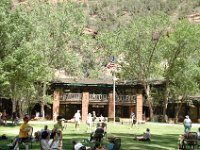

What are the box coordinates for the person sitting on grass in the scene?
[105,135,116,150]
[9,116,32,150]
[178,133,186,150]
[133,128,151,141]
[40,130,56,150]
[90,123,104,142]
[87,141,106,150]
[34,125,50,141]
[72,140,87,150]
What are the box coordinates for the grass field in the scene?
[0,121,199,150]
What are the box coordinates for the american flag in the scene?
[106,56,116,69]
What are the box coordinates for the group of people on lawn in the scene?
[6,110,112,150]
[0,110,20,126]
[6,109,151,150]
[8,114,63,150]
[178,115,200,149]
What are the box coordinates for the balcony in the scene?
[61,93,82,101]
[116,95,136,103]
[61,93,136,103]
[89,94,108,102]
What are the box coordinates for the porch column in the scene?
[108,92,114,118]
[82,87,89,122]
[136,93,143,122]
[52,89,60,119]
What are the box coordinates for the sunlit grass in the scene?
[0,121,199,150]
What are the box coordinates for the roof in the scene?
[53,77,113,85]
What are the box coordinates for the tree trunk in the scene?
[163,101,168,122]
[41,82,46,119]
[40,101,45,118]
[175,101,183,123]
[148,101,154,120]
[12,99,16,113]
[18,100,23,118]
[146,84,154,121]
[163,80,169,122]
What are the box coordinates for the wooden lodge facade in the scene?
[51,76,200,123]
[51,77,144,122]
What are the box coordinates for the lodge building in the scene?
[51,76,153,123]
[51,76,200,123]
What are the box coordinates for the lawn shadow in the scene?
[111,133,179,150]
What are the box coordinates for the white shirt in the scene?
[87,115,93,124]
[40,139,50,150]
[197,131,200,139]
[74,143,83,150]
[184,118,191,126]
[74,112,81,121]
[48,139,59,149]
[144,131,151,139]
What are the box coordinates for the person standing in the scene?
[92,111,96,123]
[183,115,192,133]
[197,127,200,140]
[87,113,93,132]
[0,112,5,125]
[52,116,64,133]
[2,110,7,125]
[131,112,136,128]
[74,110,81,131]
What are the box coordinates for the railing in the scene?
[116,95,136,103]
[62,93,82,101]
[61,93,136,103]
[89,94,108,102]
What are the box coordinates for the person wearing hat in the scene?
[183,115,192,133]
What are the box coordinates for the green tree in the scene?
[159,20,200,121]
[0,0,88,117]
[97,15,170,120]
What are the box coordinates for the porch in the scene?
[60,93,136,104]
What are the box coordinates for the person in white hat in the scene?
[183,115,192,133]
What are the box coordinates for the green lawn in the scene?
[0,121,199,150]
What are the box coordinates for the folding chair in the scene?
[183,132,198,149]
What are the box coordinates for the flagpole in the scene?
[113,69,116,125]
